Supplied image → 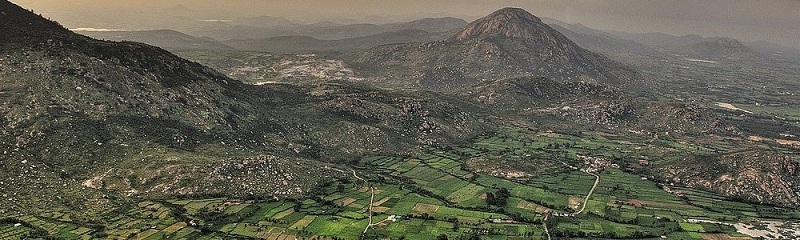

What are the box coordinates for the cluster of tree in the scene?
[550,228,657,239]
[155,201,189,222]
[394,180,452,205]
[485,188,510,206]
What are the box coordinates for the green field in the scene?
[3,127,796,239]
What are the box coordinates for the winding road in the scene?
[575,170,600,215]
[355,170,375,235]
[328,167,375,235]
[542,212,552,240]
[559,162,601,216]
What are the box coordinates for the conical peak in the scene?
[485,7,542,23]
[449,7,548,42]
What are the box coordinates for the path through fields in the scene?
[542,212,552,240]
[559,162,601,216]
[329,167,375,236]
[575,170,600,215]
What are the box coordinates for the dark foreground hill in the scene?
[0,0,491,212]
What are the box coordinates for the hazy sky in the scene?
[11,0,800,48]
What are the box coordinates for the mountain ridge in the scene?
[76,29,235,51]
[224,29,447,54]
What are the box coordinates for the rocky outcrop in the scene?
[657,150,800,208]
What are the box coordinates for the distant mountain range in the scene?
[76,29,235,51]
[73,17,469,55]
[188,16,468,41]
[224,29,454,55]
[543,19,786,63]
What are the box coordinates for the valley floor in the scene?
[2,126,798,240]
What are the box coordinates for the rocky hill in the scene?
[354,8,644,91]
[0,0,490,211]
[1,0,259,211]
[461,76,621,110]
[655,150,800,208]
[683,38,765,61]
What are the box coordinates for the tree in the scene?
[486,192,496,205]
[486,188,510,206]
[437,234,449,240]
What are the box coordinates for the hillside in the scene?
[0,0,491,213]
[0,2,251,132]
[654,150,800,207]
[354,8,644,91]
[460,76,621,110]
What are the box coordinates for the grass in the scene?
[412,203,440,214]
[446,184,484,203]
[680,222,706,232]
[271,208,296,221]
[306,217,357,236]
[162,222,187,234]
[289,215,316,229]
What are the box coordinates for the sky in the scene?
[11,0,800,48]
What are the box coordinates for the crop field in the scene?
[446,184,485,204]
[0,223,37,239]
[4,126,797,239]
